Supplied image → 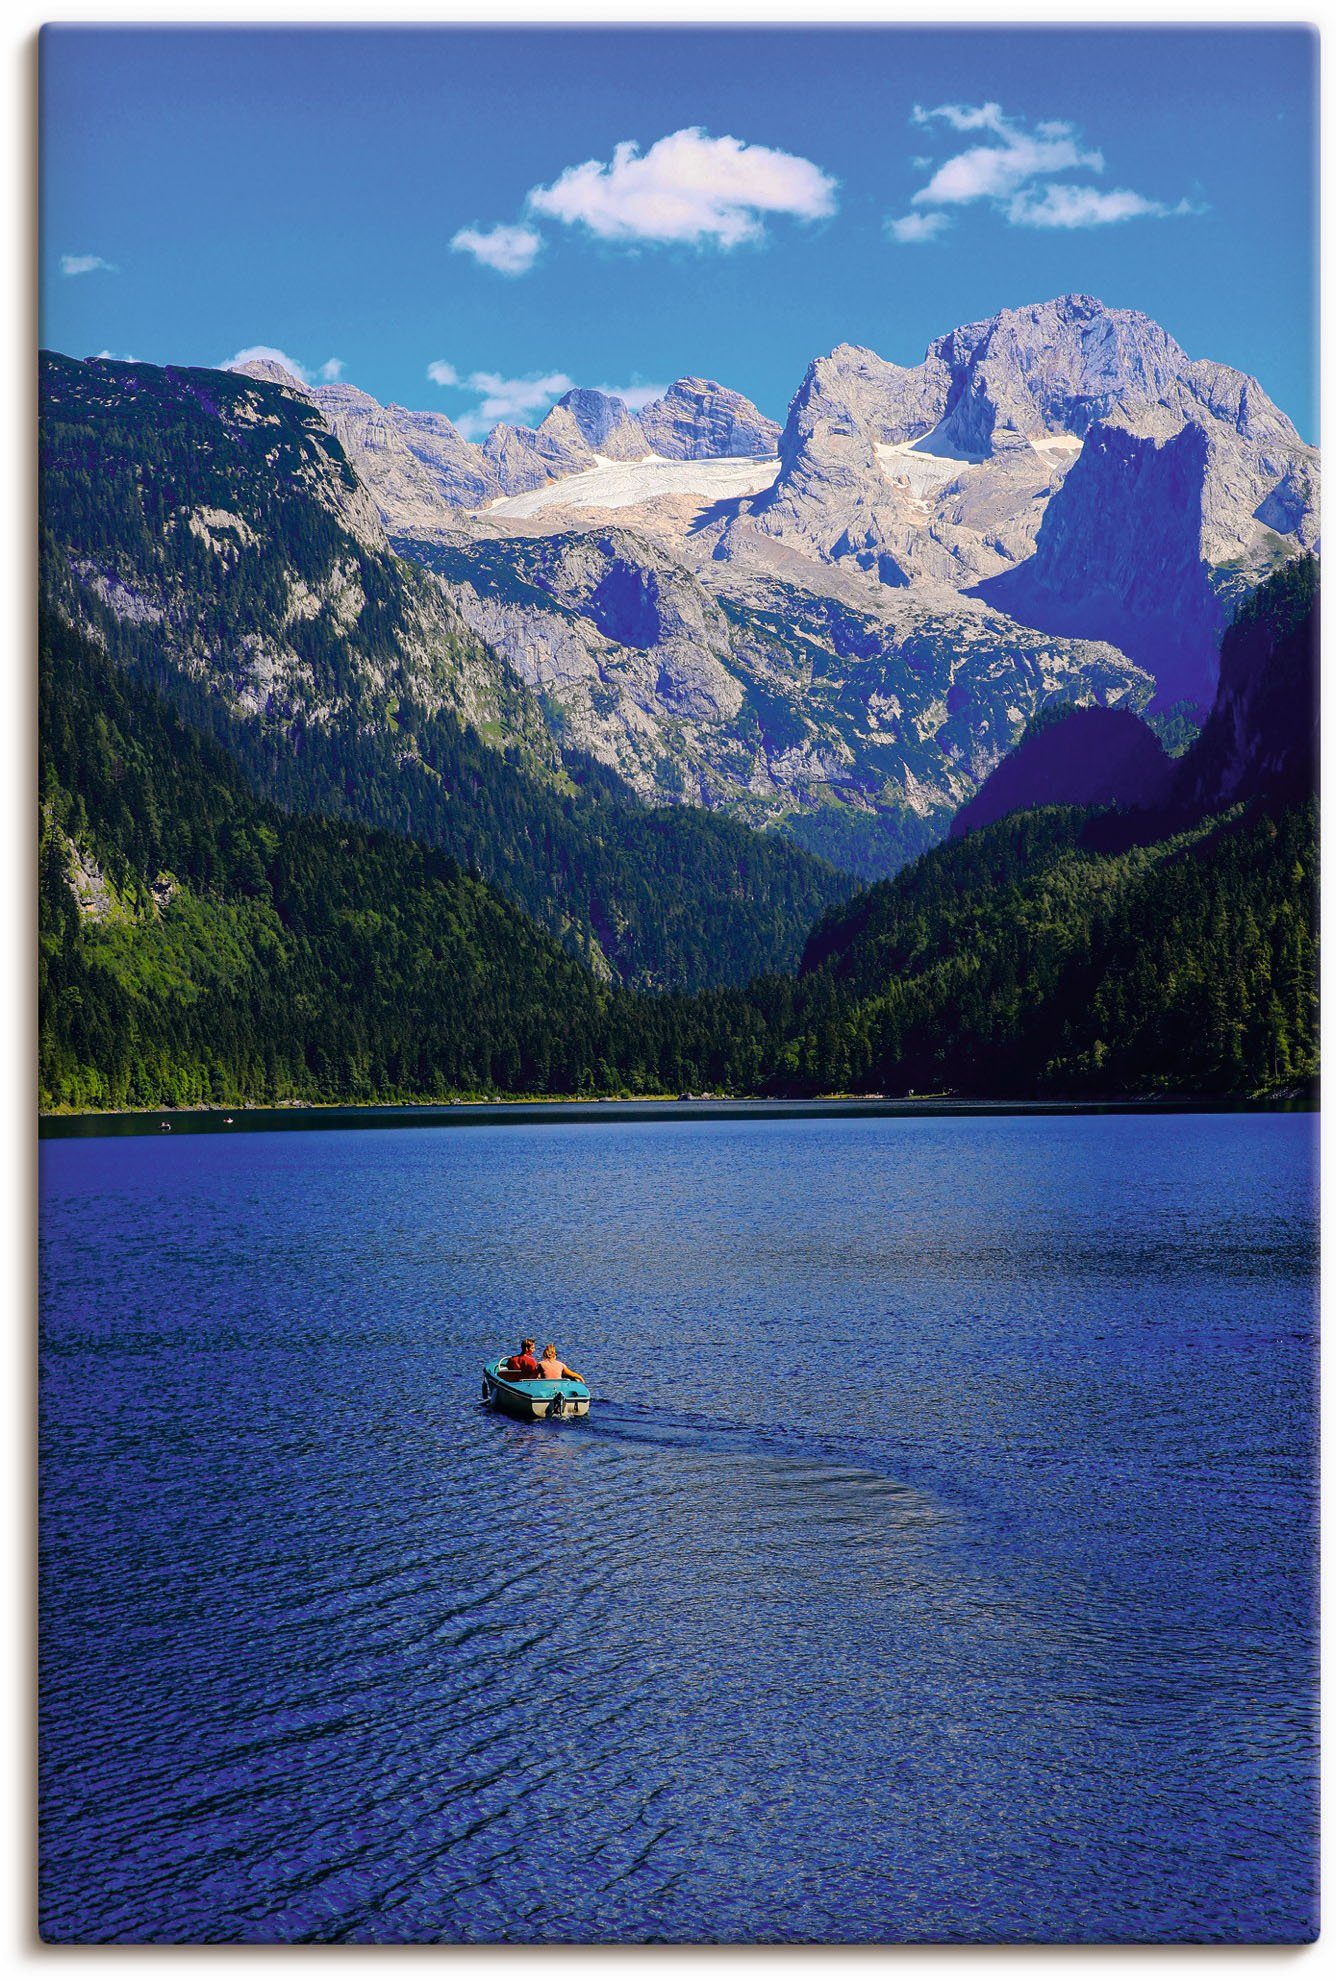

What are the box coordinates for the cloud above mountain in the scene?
[427,363,576,437]
[1008,184,1193,229]
[888,212,950,245]
[596,380,669,411]
[450,126,838,276]
[450,223,543,276]
[887,102,1197,242]
[526,126,837,248]
[425,362,670,437]
[222,345,343,384]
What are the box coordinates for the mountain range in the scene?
[38,351,851,992]
[36,288,1319,1098]
[223,294,1316,875]
[39,552,1318,1109]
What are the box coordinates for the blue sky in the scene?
[40,25,1317,439]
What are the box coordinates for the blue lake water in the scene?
[39,1111,1317,1943]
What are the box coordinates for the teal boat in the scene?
[482,1359,590,1422]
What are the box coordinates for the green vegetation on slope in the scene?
[40,532,1317,1111]
[40,611,1314,1111]
[39,616,606,1106]
[786,802,1315,1096]
[40,352,852,993]
[40,615,815,1107]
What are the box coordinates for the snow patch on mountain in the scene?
[485,453,781,519]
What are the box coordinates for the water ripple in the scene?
[39,1113,1317,1942]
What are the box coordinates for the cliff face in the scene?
[405,527,1151,871]
[41,353,520,741]
[974,420,1226,705]
[639,378,780,459]
[302,380,503,531]
[733,296,1317,705]
[1169,553,1317,817]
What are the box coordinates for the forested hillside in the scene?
[40,615,617,1106]
[785,801,1315,1096]
[40,556,1316,1109]
[39,352,851,992]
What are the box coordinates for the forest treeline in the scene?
[39,350,851,994]
[39,560,1316,1109]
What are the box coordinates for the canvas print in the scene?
[37,22,1317,1944]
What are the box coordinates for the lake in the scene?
[38,1110,1317,1943]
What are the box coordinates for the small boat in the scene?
[481,1359,590,1422]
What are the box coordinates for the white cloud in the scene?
[888,211,950,245]
[526,126,837,249]
[889,102,1196,243]
[223,344,308,381]
[423,366,671,438]
[911,101,1012,137]
[595,381,670,411]
[913,127,1101,210]
[450,224,543,276]
[61,253,117,277]
[1006,185,1181,229]
[221,345,342,386]
[444,370,576,439]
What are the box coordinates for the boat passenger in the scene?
[538,1343,583,1383]
[506,1338,539,1377]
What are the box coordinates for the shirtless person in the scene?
[538,1342,583,1383]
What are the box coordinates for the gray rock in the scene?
[414,526,1151,864]
[732,294,1318,703]
[231,356,315,396]
[640,377,780,459]
[481,420,591,496]
[312,381,501,527]
[975,420,1226,705]
[307,374,780,526]
[541,388,648,460]
[386,403,502,508]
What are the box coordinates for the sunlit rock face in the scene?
[402,526,1152,875]
[733,296,1317,706]
[45,354,526,744]
[638,378,781,460]
[310,375,780,519]
[233,296,1316,877]
[309,381,504,526]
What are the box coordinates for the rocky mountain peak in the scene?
[733,295,1317,706]
[549,388,640,449]
[538,388,648,463]
[639,378,780,460]
[231,356,314,397]
[920,296,1191,455]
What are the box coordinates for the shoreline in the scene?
[38,1089,1317,1139]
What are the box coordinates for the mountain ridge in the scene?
[39,349,853,992]
[53,290,1318,904]
[39,559,1317,1108]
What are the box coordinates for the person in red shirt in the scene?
[505,1337,539,1377]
